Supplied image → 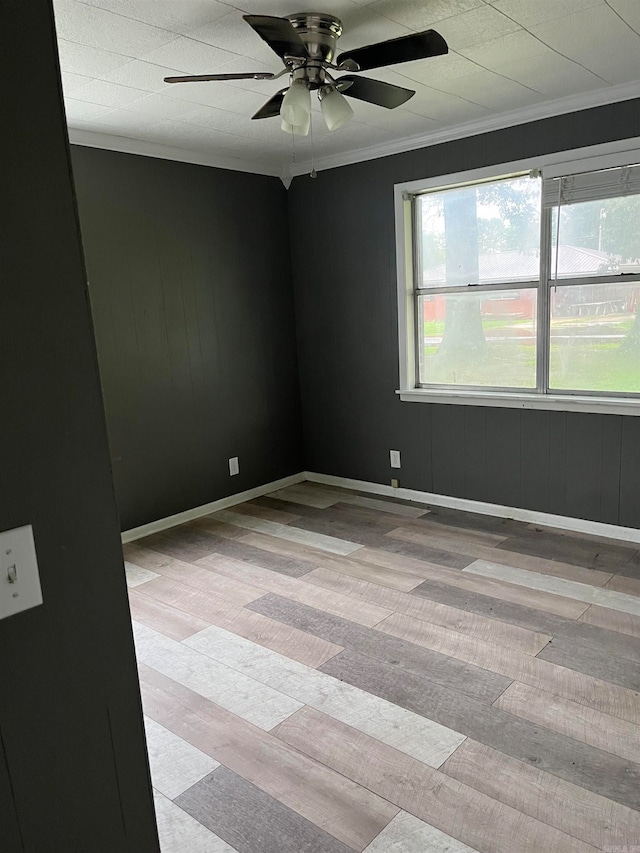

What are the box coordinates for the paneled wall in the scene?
[288,99,640,528]
[0,1,158,849]
[72,147,303,531]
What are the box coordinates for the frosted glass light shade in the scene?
[281,114,310,136]
[280,80,311,128]
[321,88,353,131]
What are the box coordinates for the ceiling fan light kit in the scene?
[280,115,310,136]
[280,77,312,128]
[319,86,354,131]
[164,10,448,141]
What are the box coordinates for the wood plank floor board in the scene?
[318,647,640,808]
[138,527,225,562]
[386,526,616,587]
[153,791,238,853]
[189,517,250,540]
[273,707,597,853]
[246,593,512,704]
[413,569,589,618]
[605,574,640,597]
[420,506,524,536]
[398,517,510,548]
[140,665,399,851]
[231,501,301,524]
[134,575,343,668]
[252,494,336,519]
[144,717,219,800]
[613,551,640,580]
[303,567,552,655]
[253,500,476,569]
[377,610,640,722]
[405,528,615,585]
[124,561,160,587]
[386,525,511,562]
[409,574,640,664]
[534,634,640,691]
[352,547,591,618]
[363,811,480,853]
[288,503,412,535]
[523,521,638,549]
[494,682,640,764]
[175,765,355,853]
[302,551,426,593]
[580,604,640,639]
[291,514,475,569]
[267,485,340,509]
[335,494,429,519]
[183,623,466,767]
[231,530,347,567]
[186,529,317,578]
[465,560,640,617]
[134,622,303,729]
[440,739,640,850]
[124,544,264,605]
[496,530,637,571]
[128,589,210,641]
[211,509,363,556]
[196,554,393,627]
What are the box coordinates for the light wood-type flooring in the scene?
[124,481,640,853]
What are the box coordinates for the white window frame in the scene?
[395,138,640,416]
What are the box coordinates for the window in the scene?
[396,149,640,414]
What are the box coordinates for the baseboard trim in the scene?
[304,471,640,545]
[121,472,306,543]
[120,469,640,545]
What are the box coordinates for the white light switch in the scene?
[390,450,401,469]
[0,525,43,620]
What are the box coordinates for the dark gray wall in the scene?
[71,147,303,531]
[0,2,158,851]
[289,99,640,529]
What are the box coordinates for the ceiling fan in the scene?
[164,12,448,136]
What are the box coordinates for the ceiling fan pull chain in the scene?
[310,113,317,179]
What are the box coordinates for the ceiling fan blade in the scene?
[252,89,287,120]
[164,72,275,83]
[336,29,448,72]
[243,15,309,61]
[337,75,415,109]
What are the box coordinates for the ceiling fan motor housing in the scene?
[286,12,343,64]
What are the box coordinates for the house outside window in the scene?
[395,145,640,415]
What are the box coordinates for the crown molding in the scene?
[288,79,640,178]
[67,79,640,184]
[67,127,284,178]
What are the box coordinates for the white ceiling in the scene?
[53,0,640,177]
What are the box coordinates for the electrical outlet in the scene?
[391,478,400,489]
[229,456,239,476]
[390,449,401,469]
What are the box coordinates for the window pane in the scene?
[549,282,640,393]
[418,175,541,288]
[551,195,640,279]
[419,288,537,388]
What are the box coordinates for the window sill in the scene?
[397,388,640,416]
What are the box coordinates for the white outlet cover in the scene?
[390,450,401,469]
[0,524,43,620]
[229,456,239,476]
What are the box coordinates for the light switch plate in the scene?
[229,456,239,476]
[390,450,401,469]
[0,525,43,620]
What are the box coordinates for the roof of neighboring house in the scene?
[423,245,611,285]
